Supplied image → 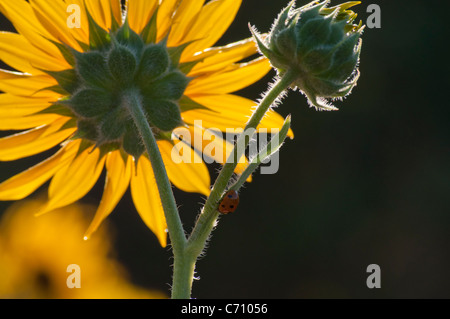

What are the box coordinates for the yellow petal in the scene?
[0,117,76,161]
[130,156,168,247]
[126,0,158,34]
[0,113,61,130]
[186,38,258,75]
[85,0,122,31]
[158,140,210,196]
[0,0,64,59]
[0,69,60,98]
[156,0,180,42]
[64,0,90,43]
[0,32,69,74]
[0,93,60,129]
[0,140,79,200]
[29,0,83,51]
[182,94,294,138]
[182,0,242,57]
[84,151,132,239]
[167,0,206,47]
[0,94,52,117]
[39,144,106,215]
[185,57,271,95]
[172,125,249,176]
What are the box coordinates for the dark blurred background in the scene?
[1,0,449,298]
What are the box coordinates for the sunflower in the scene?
[0,0,291,247]
[0,197,166,299]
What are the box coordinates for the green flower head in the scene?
[251,0,364,110]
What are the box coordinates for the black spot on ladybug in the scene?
[218,190,239,214]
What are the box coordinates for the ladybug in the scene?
[219,190,239,214]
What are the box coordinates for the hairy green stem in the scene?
[124,68,294,299]
[123,89,190,299]
[231,115,292,192]
[186,70,296,278]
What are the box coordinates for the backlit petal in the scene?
[38,144,106,215]
[167,0,205,47]
[0,113,61,130]
[0,32,69,74]
[29,0,83,50]
[185,57,271,95]
[186,38,258,75]
[130,156,168,247]
[0,94,52,117]
[0,117,75,161]
[0,70,60,98]
[0,91,61,130]
[126,0,158,34]
[84,151,132,239]
[64,0,90,43]
[182,0,241,57]
[0,140,79,200]
[0,0,64,59]
[158,139,210,196]
[156,0,180,42]
[85,0,122,31]
[182,94,294,138]
[172,125,249,176]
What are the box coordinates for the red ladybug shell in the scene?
[219,190,239,214]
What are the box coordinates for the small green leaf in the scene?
[74,136,96,157]
[167,41,195,67]
[36,85,70,96]
[73,120,99,142]
[115,18,145,53]
[178,59,203,75]
[231,115,292,191]
[122,122,145,160]
[86,8,111,49]
[140,6,159,44]
[44,69,79,94]
[109,6,121,32]
[254,114,291,165]
[46,39,76,66]
[178,95,211,113]
[36,103,75,117]
[59,118,77,131]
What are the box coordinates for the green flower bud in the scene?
[251,0,364,110]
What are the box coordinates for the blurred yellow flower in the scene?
[0,0,292,247]
[0,197,165,299]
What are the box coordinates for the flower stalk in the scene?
[183,70,297,292]
[123,88,196,298]
[126,68,296,298]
